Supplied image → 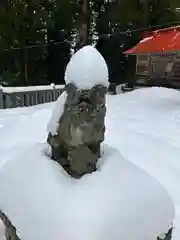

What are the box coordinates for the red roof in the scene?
[124,26,180,55]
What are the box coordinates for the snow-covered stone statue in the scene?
[0,46,175,240]
[47,46,109,178]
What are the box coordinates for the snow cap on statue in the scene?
[64,45,109,90]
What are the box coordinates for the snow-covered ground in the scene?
[0,87,180,239]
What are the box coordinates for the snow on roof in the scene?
[140,36,153,43]
[64,45,109,90]
[0,143,174,240]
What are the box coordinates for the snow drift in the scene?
[0,143,174,240]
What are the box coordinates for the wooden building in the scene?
[124,26,180,88]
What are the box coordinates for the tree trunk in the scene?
[75,0,89,52]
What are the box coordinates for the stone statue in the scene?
[47,83,107,178]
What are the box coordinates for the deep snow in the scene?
[0,143,174,240]
[0,87,180,239]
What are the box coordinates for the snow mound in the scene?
[0,143,174,240]
[47,91,67,135]
[124,87,180,102]
[64,45,109,90]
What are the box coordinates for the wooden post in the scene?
[148,53,152,79]
[0,88,3,109]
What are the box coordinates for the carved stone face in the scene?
[58,83,107,146]
[66,83,107,113]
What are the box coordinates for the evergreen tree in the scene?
[0,0,179,86]
[46,0,77,85]
[0,0,78,86]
